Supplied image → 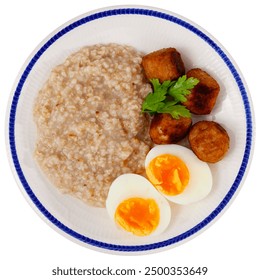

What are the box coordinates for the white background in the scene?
[1,0,259,279]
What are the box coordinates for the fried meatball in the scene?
[183,68,220,115]
[149,113,192,144]
[188,121,230,163]
[141,48,185,83]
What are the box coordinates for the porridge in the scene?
[33,43,153,207]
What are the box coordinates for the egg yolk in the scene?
[146,154,190,196]
[115,197,160,236]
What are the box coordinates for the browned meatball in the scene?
[188,121,230,163]
[149,113,192,144]
[183,68,220,115]
[141,48,185,83]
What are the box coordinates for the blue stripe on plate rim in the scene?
[8,7,253,252]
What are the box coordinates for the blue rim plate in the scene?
[6,5,254,254]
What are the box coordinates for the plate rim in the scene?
[6,5,254,253]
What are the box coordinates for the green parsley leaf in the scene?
[151,78,175,93]
[141,75,199,119]
[157,104,191,119]
[168,75,199,102]
[141,79,171,113]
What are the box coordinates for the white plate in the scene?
[6,5,254,254]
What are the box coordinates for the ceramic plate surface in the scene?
[6,5,254,254]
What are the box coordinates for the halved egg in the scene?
[145,145,212,205]
[106,174,171,237]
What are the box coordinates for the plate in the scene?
[6,5,254,254]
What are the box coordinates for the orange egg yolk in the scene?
[114,197,160,236]
[146,154,190,196]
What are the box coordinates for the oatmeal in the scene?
[33,43,152,207]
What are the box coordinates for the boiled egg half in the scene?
[145,145,212,205]
[106,174,171,237]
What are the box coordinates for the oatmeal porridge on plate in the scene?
[33,44,152,207]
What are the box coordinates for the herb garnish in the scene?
[141,75,199,119]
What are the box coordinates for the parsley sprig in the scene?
[141,75,199,119]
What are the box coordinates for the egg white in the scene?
[145,145,213,205]
[106,173,171,236]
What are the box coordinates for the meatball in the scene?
[141,48,185,83]
[149,113,192,144]
[183,68,220,115]
[188,121,230,163]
